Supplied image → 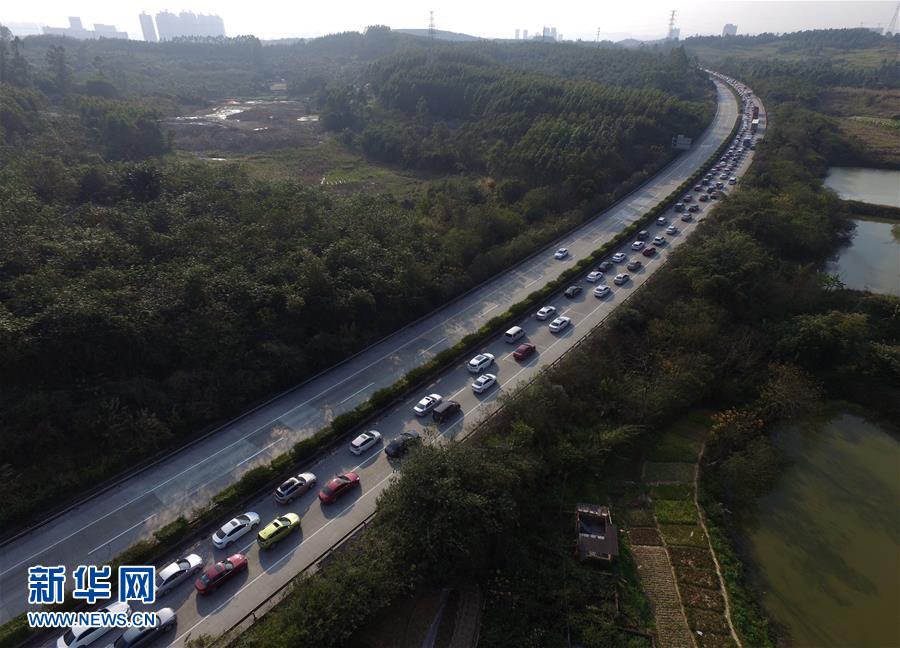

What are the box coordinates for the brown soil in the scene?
[685,608,731,635]
[675,566,719,590]
[668,547,714,571]
[681,584,725,612]
[627,527,663,546]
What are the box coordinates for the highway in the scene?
[2,77,757,644]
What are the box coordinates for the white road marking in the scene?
[419,337,447,355]
[338,382,375,405]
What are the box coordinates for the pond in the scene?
[824,167,900,208]
[742,410,900,647]
[827,218,900,296]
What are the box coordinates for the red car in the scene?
[513,343,536,361]
[318,472,360,504]
[642,247,657,257]
[195,553,247,594]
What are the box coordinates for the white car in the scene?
[656,216,667,226]
[612,252,626,263]
[653,236,666,246]
[729,177,737,184]
[593,285,611,297]
[472,373,497,394]
[467,352,495,373]
[274,472,317,504]
[666,225,678,235]
[613,273,630,286]
[212,512,260,549]
[350,430,382,455]
[549,316,571,333]
[586,271,603,283]
[631,241,645,251]
[57,601,131,648]
[157,553,203,596]
[413,393,442,416]
[554,247,569,259]
[536,306,557,320]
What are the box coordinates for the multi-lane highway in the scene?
[2,77,761,645]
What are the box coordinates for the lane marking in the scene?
[338,382,375,406]
[419,337,447,355]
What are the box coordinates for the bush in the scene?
[153,516,190,546]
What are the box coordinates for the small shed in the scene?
[575,503,619,563]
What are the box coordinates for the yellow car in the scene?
[256,513,301,549]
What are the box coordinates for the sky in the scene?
[2,0,898,42]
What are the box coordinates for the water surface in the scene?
[824,167,900,208]
[743,411,900,647]
[827,218,899,296]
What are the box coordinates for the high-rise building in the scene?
[42,16,127,39]
[523,29,528,39]
[154,11,225,40]
[154,11,178,40]
[550,27,557,41]
[722,23,738,36]
[139,12,158,42]
[515,28,520,40]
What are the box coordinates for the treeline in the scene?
[228,96,899,648]
[688,28,897,52]
[323,51,707,210]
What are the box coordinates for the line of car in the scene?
[57,74,758,648]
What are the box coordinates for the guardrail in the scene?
[202,75,751,648]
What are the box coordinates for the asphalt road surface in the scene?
[3,78,761,644]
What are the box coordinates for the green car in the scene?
[257,513,301,549]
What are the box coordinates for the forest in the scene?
[0,27,710,530]
[229,79,900,648]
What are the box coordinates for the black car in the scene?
[597,261,614,272]
[385,431,422,458]
[636,230,649,241]
[564,285,583,298]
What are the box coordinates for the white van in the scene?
[504,326,525,343]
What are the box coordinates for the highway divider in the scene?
[0,77,743,648]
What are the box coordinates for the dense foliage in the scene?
[0,30,711,530]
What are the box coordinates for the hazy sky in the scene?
[2,1,898,41]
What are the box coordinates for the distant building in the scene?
[522,29,528,40]
[4,22,43,37]
[550,26,557,40]
[154,11,225,40]
[722,23,738,37]
[515,28,520,40]
[139,12,158,42]
[42,16,127,40]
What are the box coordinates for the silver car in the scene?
[108,608,176,648]
[274,472,317,504]
[156,554,202,596]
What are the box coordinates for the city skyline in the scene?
[2,1,896,41]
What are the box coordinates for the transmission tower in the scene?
[596,27,601,47]
[667,9,677,40]
[887,1,899,35]
[428,10,435,42]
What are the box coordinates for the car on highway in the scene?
[652,236,666,246]
[156,554,203,596]
[681,212,693,222]
[472,373,497,394]
[597,261,614,272]
[666,225,678,235]
[631,240,645,251]
[549,316,571,333]
[693,185,702,191]
[613,273,630,286]
[195,553,247,595]
[467,352,495,373]
[257,513,301,549]
[593,285,610,298]
[385,431,423,457]
[729,177,737,184]
[612,252,627,263]
[57,601,131,648]
[319,472,360,503]
[564,285,583,298]
[642,246,657,257]
[656,216,667,225]
[682,195,692,202]
[350,430,382,455]
[274,472,317,504]
[513,343,536,360]
[636,230,649,240]
[554,247,569,259]
[535,306,556,320]
[626,259,643,271]
[586,270,603,283]
[413,393,442,416]
[212,512,260,549]
[698,194,708,202]
[107,608,176,648]
[673,203,683,213]
[688,204,699,212]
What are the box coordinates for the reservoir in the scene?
[824,167,900,208]
[827,218,900,296]
[742,410,900,647]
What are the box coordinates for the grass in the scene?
[659,524,707,547]
[653,499,698,525]
[650,483,693,500]
[647,435,702,463]
[643,461,695,483]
